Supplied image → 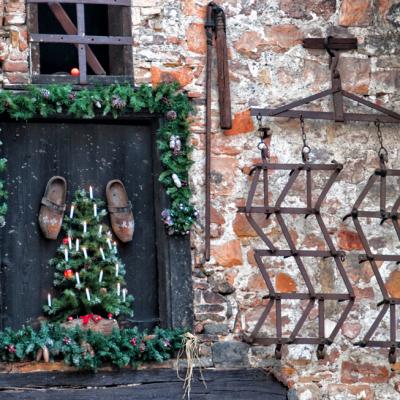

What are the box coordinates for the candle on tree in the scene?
[117,283,121,296]
[122,288,127,302]
[93,203,97,217]
[98,225,103,236]
[68,236,72,250]
[107,238,112,250]
[99,269,103,283]
[64,248,69,262]
[75,239,80,252]
[100,247,105,261]
[86,288,91,301]
[113,241,117,254]
[89,186,93,199]
[47,293,52,307]
[115,263,119,277]
[83,221,87,233]
[82,247,88,259]
[69,204,74,219]
[75,272,81,287]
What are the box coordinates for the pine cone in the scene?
[100,287,108,294]
[111,95,127,110]
[166,110,177,121]
[41,89,51,100]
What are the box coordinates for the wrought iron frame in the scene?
[245,35,400,360]
[27,0,133,85]
[344,157,400,363]
[238,157,354,359]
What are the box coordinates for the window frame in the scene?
[27,0,134,84]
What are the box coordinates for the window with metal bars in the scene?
[27,0,133,84]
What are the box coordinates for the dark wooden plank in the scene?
[0,369,287,399]
[27,3,41,75]
[30,33,133,45]
[30,74,134,84]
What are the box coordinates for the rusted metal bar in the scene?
[204,2,232,261]
[47,2,106,75]
[303,37,357,50]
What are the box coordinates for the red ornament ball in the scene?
[107,313,113,320]
[62,238,69,245]
[67,316,73,321]
[70,67,80,77]
[64,269,74,279]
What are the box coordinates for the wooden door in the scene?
[0,119,162,329]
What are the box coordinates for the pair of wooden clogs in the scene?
[38,177,134,243]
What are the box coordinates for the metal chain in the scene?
[300,115,311,163]
[375,120,389,163]
[256,113,270,161]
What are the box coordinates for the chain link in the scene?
[375,119,389,163]
[300,115,311,163]
[256,113,270,161]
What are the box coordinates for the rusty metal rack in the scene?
[344,154,400,363]
[243,35,400,359]
[238,157,355,359]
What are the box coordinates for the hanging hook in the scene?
[300,115,311,163]
[375,119,389,164]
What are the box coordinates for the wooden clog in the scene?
[38,176,67,240]
[106,180,134,243]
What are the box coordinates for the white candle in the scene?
[117,283,121,296]
[115,263,119,277]
[64,248,69,262]
[83,221,87,233]
[75,272,81,287]
[68,236,72,250]
[86,288,91,301]
[93,203,97,217]
[82,247,88,259]
[69,204,74,218]
[107,238,112,250]
[75,239,80,252]
[122,288,127,302]
[98,225,103,237]
[99,269,103,283]
[47,293,52,307]
[100,247,105,261]
[113,241,117,254]
[89,186,93,199]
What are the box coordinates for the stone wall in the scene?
[2,0,400,398]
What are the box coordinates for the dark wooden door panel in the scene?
[0,121,159,329]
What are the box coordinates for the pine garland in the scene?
[0,322,185,370]
[0,83,197,235]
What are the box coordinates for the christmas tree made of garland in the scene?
[43,189,133,322]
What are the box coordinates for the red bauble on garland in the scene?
[64,269,74,279]
[62,238,69,245]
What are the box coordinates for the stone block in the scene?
[212,341,250,367]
